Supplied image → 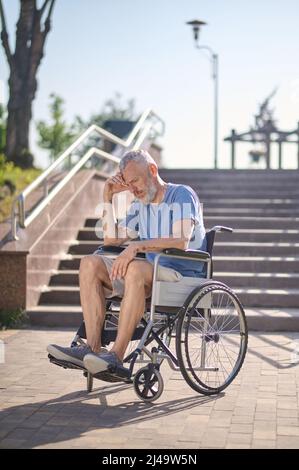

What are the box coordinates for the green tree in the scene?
[0,0,56,168]
[36,93,75,162]
[86,92,137,128]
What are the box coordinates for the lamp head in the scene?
[186,19,207,44]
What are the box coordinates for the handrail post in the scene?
[18,194,25,228]
[11,198,19,241]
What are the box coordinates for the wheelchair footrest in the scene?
[48,354,85,371]
[93,365,132,384]
[93,371,128,383]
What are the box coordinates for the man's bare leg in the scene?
[110,260,153,361]
[79,255,113,353]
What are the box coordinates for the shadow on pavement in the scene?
[0,385,223,448]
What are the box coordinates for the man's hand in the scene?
[110,245,137,281]
[104,171,128,202]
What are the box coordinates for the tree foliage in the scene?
[36,92,138,162]
[86,92,137,128]
[36,93,76,162]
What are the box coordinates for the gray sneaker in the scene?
[84,351,128,376]
[47,343,93,368]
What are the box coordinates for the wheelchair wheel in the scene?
[133,365,164,402]
[176,281,248,395]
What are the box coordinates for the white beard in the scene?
[136,180,158,204]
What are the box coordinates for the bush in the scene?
[0,154,41,223]
[0,308,29,329]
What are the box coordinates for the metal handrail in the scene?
[11,108,164,240]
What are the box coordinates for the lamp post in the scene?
[186,19,219,169]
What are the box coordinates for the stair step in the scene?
[49,270,79,286]
[28,305,83,327]
[204,208,299,217]
[27,304,299,330]
[213,242,299,256]
[39,286,81,305]
[214,230,299,243]
[214,272,299,289]
[77,228,103,241]
[214,256,299,272]
[42,268,299,290]
[205,216,299,229]
[77,228,299,243]
[57,253,299,273]
[235,288,299,308]
[37,284,299,309]
[85,215,299,229]
[68,241,101,255]
[202,201,299,209]
[67,241,299,257]
[160,169,299,177]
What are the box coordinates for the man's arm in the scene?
[102,172,133,246]
[102,202,131,246]
[130,219,193,253]
[109,220,194,281]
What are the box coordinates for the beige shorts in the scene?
[95,253,182,299]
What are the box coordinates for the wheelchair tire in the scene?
[176,281,248,395]
[133,365,164,402]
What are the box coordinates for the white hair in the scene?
[119,149,157,172]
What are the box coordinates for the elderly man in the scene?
[47,149,206,374]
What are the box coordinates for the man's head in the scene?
[119,149,159,203]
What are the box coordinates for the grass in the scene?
[0,308,29,329]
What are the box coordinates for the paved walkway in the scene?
[0,328,299,449]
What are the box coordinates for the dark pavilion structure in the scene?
[224,89,299,169]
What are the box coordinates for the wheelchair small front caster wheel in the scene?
[133,366,164,402]
[84,371,94,392]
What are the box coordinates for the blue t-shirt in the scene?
[119,183,207,277]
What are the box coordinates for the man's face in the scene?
[121,161,157,203]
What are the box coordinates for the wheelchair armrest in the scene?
[162,248,210,260]
[97,245,146,258]
[210,225,233,233]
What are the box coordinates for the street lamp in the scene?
[186,19,219,169]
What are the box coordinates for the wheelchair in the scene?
[48,225,248,402]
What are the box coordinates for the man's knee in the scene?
[79,255,107,279]
[125,262,152,289]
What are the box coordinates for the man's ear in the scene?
[149,163,158,177]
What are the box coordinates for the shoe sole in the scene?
[83,354,111,375]
[47,345,84,368]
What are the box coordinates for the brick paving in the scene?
[0,328,299,449]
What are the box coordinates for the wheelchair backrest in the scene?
[205,230,216,257]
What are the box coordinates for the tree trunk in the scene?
[0,0,56,168]
[6,76,36,168]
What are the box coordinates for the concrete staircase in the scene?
[28,169,299,329]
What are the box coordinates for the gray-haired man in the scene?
[47,149,206,374]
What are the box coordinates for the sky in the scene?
[1,0,299,169]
